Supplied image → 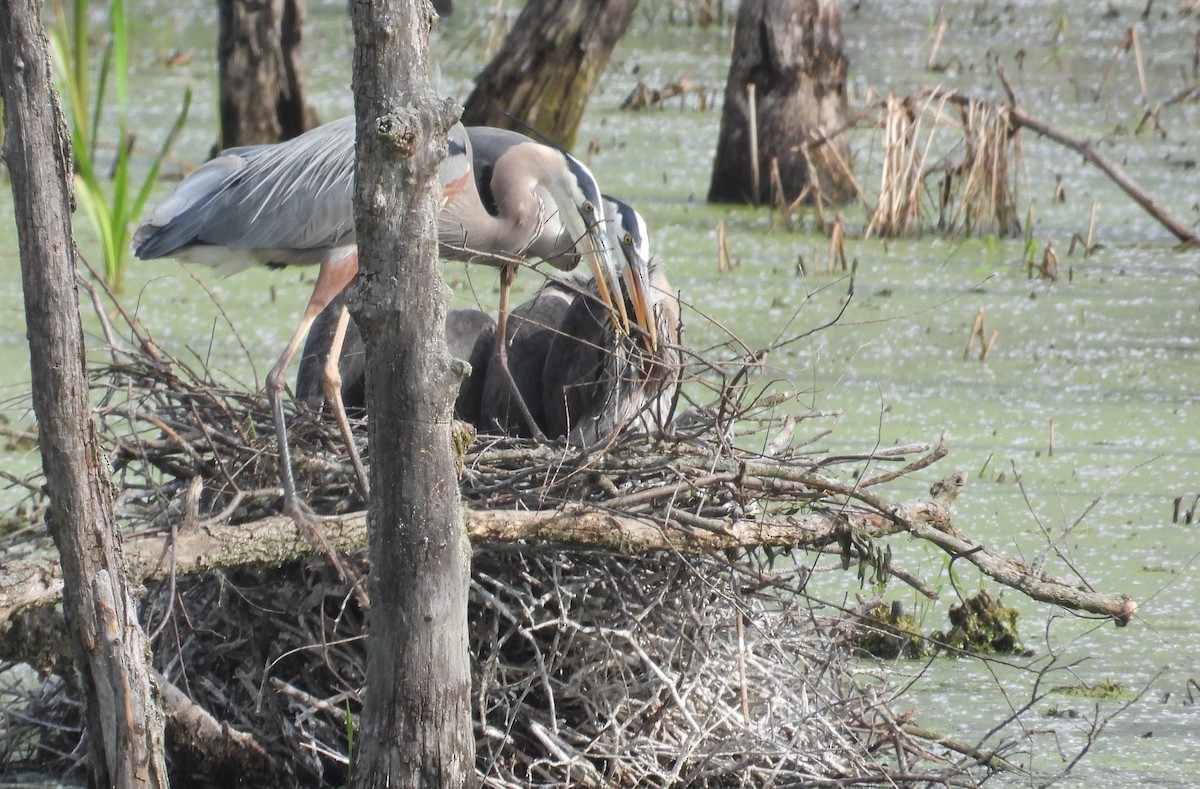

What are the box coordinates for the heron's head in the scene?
[439,123,474,210]
[603,197,657,353]
[555,153,628,333]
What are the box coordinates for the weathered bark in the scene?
[159,672,283,786]
[349,0,473,786]
[461,0,639,149]
[708,0,853,205]
[0,482,1140,673]
[216,0,318,149]
[0,2,168,786]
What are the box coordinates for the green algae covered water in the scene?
[1,1,1197,785]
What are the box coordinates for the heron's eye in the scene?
[582,201,595,215]
[623,233,633,246]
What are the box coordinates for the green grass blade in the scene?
[111,0,128,113]
[75,178,119,284]
[91,41,113,165]
[71,0,87,104]
[133,87,192,219]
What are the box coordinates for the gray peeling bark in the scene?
[0,2,168,786]
[216,0,318,149]
[349,0,473,786]
[708,0,853,206]
[461,0,638,150]
[0,499,1140,672]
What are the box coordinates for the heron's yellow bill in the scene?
[583,237,630,334]
[623,261,657,353]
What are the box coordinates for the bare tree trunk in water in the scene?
[709,0,853,205]
[349,0,473,785]
[217,0,318,149]
[461,0,638,149]
[0,2,168,785]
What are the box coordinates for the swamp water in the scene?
[1,0,1197,785]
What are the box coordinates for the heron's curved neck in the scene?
[491,144,577,256]
[438,140,580,267]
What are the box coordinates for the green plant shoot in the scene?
[50,0,190,292]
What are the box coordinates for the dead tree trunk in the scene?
[216,0,317,149]
[0,2,168,786]
[349,0,474,786]
[708,0,853,206]
[461,0,639,149]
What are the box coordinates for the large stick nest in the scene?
[1,275,995,787]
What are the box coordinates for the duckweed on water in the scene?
[1050,680,1136,701]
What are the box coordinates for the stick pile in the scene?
[0,284,1132,786]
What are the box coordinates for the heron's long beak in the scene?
[582,225,630,334]
[623,257,657,353]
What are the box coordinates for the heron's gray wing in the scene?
[133,116,357,264]
[541,286,627,443]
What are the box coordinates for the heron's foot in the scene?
[282,493,372,610]
[281,490,318,522]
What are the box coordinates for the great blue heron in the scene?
[480,198,682,443]
[132,117,632,513]
[297,296,495,426]
[540,203,682,446]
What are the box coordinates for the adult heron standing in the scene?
[133,117,630,513]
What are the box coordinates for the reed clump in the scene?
[866,89,1021,239]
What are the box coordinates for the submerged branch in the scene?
[1007,105,1197,244]
[995,60,1198,245]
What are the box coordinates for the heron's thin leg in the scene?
[267,248,359,515]
[266,309,320,515]
[265,251,370,608]
[495,264,547,441]
[321,302,370,498]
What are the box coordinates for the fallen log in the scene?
[0,468,1136,673]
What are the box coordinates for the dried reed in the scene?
[867,89,1022,239]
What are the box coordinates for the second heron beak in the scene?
[623,257,657,353]
[580,215,630,335]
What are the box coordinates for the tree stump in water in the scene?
[461,0,638,149]
[216,0,318,150]
[708,0,854,206]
